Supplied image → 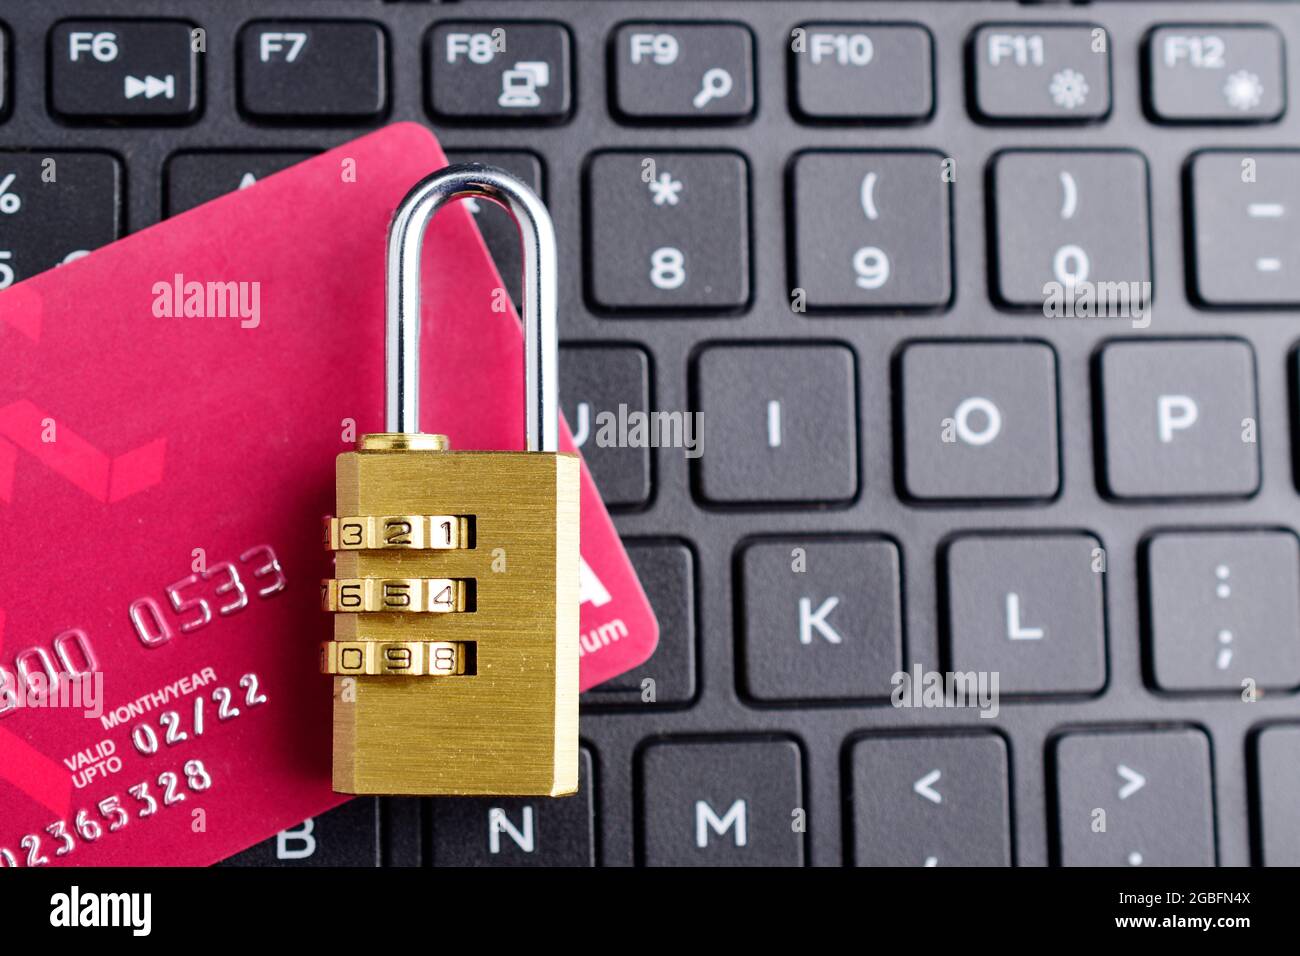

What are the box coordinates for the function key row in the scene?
[234,725,1300,865]
[19,19,1287,125]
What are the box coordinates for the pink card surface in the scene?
[0,122,656,866]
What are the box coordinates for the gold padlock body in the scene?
[329,435,579,797]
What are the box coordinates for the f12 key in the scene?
[50,19,201,123]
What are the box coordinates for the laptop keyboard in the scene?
[4,0,1300,867]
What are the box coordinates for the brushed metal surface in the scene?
[330,443,580,797]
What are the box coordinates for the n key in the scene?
[50,20,200,122]
[430,749,595,865]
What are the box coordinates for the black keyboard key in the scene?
[848,734,1011,867]
[430,748,594,866]
[165,150,313,216]
[381,797,422,867]
[1190,150,1300,306]
[219,799,380,866]
[792,23,933,122]
[991,150,1151,309]
[429,22,571,121]
[0,151,121,287]
[50,19,200,123]
[639,738,804,866]
[1147,25,1285,123]
[1147,530,1300,692]
[557,345,652,508]
[583,541,695,705]
[790,151,951,310]
[740,538,901,702]
[586,150,749,312]
[1098,340,1259,499]
[0,25,9,122]
[445,150,543,308]
[238,21,387,121]
[972,24,1110,121]
[898,341,1059,501]
[1053,729,1215,866]
[1255,725,1300,865]
[945,534,1106,695]
[694,344,857,504]
[612,22,754,121]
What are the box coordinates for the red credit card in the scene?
[0,123,657,866]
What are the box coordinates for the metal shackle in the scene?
[385,163,559,453]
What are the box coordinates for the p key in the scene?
[1098,339,1259,499]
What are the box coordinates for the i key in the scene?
[694,344,857,504]
[239,21,387,120]
[50,19,200,122]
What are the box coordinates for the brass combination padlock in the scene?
[321,164,579,797]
